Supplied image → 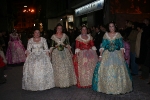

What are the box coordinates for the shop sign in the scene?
[75,0,104,16]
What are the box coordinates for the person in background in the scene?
[91,26,96,38]
[123,20,132,38]
[94,26,105,55]
[68,29,76,54]
[141,37,150,83]
[20,31,28,49]
[0,47,7,84]
[139,21,150,80]
[137,19,150,68]
[87,28,92,35]
[135,23,143,70]
[100,24,106,33]
[128,22,138,75]
[0,32,5,54]
[2,31,9,55]
[122,33,130,66]
[6,30,26,65]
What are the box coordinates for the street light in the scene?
[24,5,27,7]
[31,9,34,12]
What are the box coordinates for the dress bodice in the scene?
[76,34,95,50]
[26,37,48,54]
[10,34,19,41]
[100,32,124,52]
[50,34,70,51]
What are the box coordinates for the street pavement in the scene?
[0,66,150,100]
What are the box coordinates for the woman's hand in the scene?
[46,52,49,56]
[76,52,79,56]
[98,56,102,62]
[26,53,29,57]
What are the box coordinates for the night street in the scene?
[0,0,150,100]
[0,66,150,100]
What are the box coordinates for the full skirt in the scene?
[22,52,55,91]
[92,50,132,94]
[51,48,77,88]
[6,41,26,64]
[74,49,98,88]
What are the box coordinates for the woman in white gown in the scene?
[22,29,55,91]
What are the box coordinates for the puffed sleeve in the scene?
[118,37,125,53]
[64,35,70,45]
[65,35,71,49]
[89,38,97,50]
[99,39,107,52]
[25,39,32,54]
[75,40,80,54]
[49,38,55,53]
[43,38,49,52]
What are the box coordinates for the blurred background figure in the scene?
[6,30,26,65]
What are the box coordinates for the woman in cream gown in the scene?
[50,23,76,88]
[22,29,55,91]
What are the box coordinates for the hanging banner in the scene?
[75,0,104,16]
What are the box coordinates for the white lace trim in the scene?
[79,34,91,42]
[99,48,104,52]
[105,32,118,40]
[51,34,66,46]
[121,48,125,53]
[92,46,97,50]
[66,45,71,49]
[75,48,80,54]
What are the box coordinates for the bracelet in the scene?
[99,56,102,58]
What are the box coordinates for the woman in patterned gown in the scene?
[22,29,55,91]
[74,25,98,88]
[50,23,76,88]
[92,22,132,94]
[6,30,26,64]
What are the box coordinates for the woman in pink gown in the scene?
[124,40,130,65]
[6,31,26,64]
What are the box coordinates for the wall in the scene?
[0,0,8,31]
[87,13,95,27]
[48,18,63,30]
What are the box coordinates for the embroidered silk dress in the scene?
[92,32,132,94]
[50,34,76,88]
[6,33,26,64]
[22,37,55,91]
[74,34,98,88]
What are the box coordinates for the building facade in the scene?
[70,0,105,28]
